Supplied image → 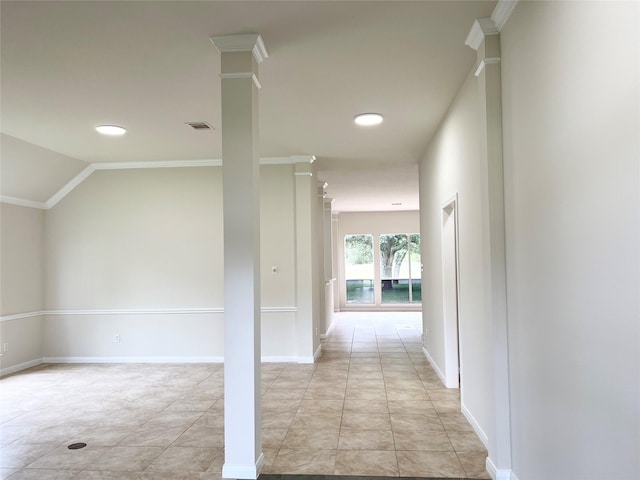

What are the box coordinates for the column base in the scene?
[222,453,264,480]
[486,456,515,480]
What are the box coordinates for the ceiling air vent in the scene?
[186,121,214,131]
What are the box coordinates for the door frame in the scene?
[441,194,462,388]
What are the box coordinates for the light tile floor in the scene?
[0,312,490,480]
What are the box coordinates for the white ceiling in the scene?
[0,0,495,212]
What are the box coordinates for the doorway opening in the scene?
[441,195,461,388]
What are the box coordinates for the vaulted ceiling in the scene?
[0,0,495,212]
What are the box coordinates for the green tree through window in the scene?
[345,235,373,264]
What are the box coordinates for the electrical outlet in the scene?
[3,343,8,352]
[114,334,120,343]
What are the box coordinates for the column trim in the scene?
[221,453,265,479]
[466,18,499,51]
[221,72,262,89]
[474,58,502,77]
[210,34,268,63]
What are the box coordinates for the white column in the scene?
[294,159,317,362]
[466,18,513,480]
[322,197,335,333]
[210,33,267,480]
[323,197,334,280]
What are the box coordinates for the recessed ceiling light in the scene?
[354,113,383,126]
[96,125,126,136]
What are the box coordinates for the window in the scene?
[380,233,421,304]
[343,232,421,306]
[344,234,374,304]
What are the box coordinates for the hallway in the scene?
[262,312,488,477]
[0,312,489,479]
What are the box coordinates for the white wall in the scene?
[260,165,296,308]
[501,2,639,478]
[0,203,44,373]
[335,211,420,311]
[419,72,492,447]
[45,167,224,310]
[41,164,302,362]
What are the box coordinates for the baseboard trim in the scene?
[422,346,448,387]
[46,308,224,316]
[42,355,314,364]
[325,317,337,336]
[486,457,515,480]
[43,356,225,364]
[313,344,322,362]
[222,452,265,479]
[461,403,489,449]
[0,358,43,377]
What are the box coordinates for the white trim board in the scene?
[1,155,316,210]
[1,355,316,377]
[324,316,338,337]
[0,358,43,377]
[461,402,489,449]
[422,345,448,387]
[46,307,224,316]
[1,307,297,322]
[0,195,47,209]
[491,0,519,32]
[43,356,225,364]
[313,344,322,362]
[0,311,46,322]
[486,456,516,480]
[222,453,265,480]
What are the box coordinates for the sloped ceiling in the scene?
[0,1,495,212]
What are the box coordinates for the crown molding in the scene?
[290,154,316,164]
[465,18,499,51]
[210,34,268,64]
[261,155,316,165]
[44,160,224,209]
[260,157,293,165]
[0,195,47,210]
[492,0,519,31]
[1,156,315,210]
[220,72,262,89]
[92,159,222,170]
[45,164,96,209]
[465,1,518,51]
